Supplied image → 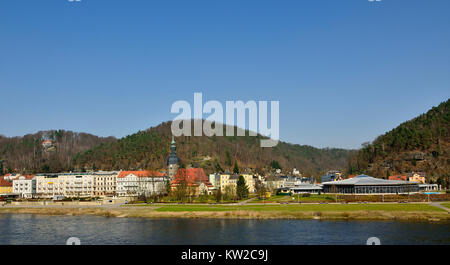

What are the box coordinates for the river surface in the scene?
[0,214,448,245]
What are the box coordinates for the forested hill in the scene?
[348,99,450,183]
[0,130,116,173]
[72,121,353,176]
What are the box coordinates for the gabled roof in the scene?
[171,168,213,187]
[118,170,166,178]
[323,174,415,186]
[408,172,426,177]
[0,178,12,187]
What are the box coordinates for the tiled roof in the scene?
[118,170,166,178]
[0,178,12,187]
[408,172,426,177]
[171,168,213,187]
[388,175,407,181]
[23,175,35,180]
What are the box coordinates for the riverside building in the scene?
[322,174,420,194]
[12,175,36,198]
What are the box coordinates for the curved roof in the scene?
[167,153,180,165]
[322,174,416,186]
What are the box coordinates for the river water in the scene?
[0,214,448,245]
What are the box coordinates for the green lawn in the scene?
[154,203,445,212]
[442,203,450,209]
[250,194,336,203]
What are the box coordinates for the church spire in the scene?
[167,135,180,179]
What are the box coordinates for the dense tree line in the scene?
[348,99,450,187]
[1,121,353,175]
[0,130,115,174]
[72,120,353,175]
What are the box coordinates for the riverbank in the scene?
[1,203,449,222]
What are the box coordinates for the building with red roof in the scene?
[388,175,407,181]
[42,140,53,148]
[171,168,213,196]
[117,170,166,179]
[117,170,168,197]
[0,177,13,194]
[13,175,36,198]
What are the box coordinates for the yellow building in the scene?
[408,173,426,184]
[219,172,232,189]
[219,173,255,193]
[241,173,255,193]
[0,178,13,194]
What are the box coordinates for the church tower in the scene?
[167,136,180,180]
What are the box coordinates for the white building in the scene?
[117,171,168,197]
[36,173,96,198]
[13,175,36,198]
[36,174,65,198]
[208,173,220,189]
[93,171,119,197]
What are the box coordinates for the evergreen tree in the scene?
[233,161,239,174]
[214,158,223,173]
[236,175,249,200]
[270,160,282,170]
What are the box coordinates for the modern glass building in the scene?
[322,175,420,194]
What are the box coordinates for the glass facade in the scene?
[323,184,419,194]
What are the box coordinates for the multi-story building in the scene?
[209,173,220,190]
[93,171,119,197]
[36,173,94,198]
[213,172,255,193]
[13,175,36,198]
[218,172,233,189]
[408,172,426,184]
[60,173,94,198]
[241,173,255,193]
[117,170,167,197]
[36,174,65,198]
[0,177,13,194]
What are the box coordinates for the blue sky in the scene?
[0,0,449,149]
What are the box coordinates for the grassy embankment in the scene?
[1,203,449,222]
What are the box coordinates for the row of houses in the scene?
[1,170,441,199]
[0,171,166,199]
[0,169,266,199]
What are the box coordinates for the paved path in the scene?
[235,197,258,205]
[431,202,450,212]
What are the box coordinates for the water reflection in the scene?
[0,214,448,245]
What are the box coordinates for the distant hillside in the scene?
[348,99,450,184]
[0,130,116,173]
[72,121,354,176]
